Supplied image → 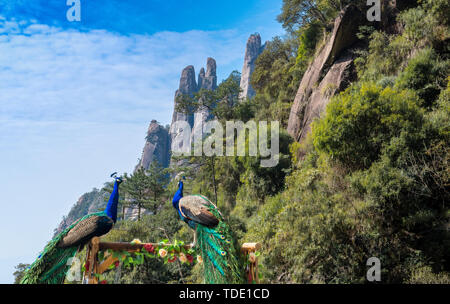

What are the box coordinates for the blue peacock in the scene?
[172,178,245,284]
[20,173,123,284]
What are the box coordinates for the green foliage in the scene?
[312,83,425,169]
[395,48,450,108]
[407,265,450,284]
[176,71,244,122]
[244,70,449,283]
[251,36,303,127]
[277,0,355,31]
[397,3,449,52]
[295,22,322,66]
[122,161,169,220]
[244,156,370,283]
[13,263,30,284]
[356,30,407,81]
[419,0,450,26]
[356,3,449,82]
[236,128,293,203]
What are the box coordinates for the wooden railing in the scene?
[83,237,261,284]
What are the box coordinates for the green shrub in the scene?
[244,155,372,283]
[312,83,425,169]
[396,48,450,108]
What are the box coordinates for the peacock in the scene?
[20,173,123,284]
[172,178,245,284]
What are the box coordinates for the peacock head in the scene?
[177,176,186,188]
[111,172,123,185]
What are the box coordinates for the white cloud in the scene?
[0,17,248,126]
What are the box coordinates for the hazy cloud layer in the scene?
[0,17,249,125]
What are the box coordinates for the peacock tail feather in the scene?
[194,195,245,284]
[20,212,106,284]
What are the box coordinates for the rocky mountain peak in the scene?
[178,65,197,95]
[239,33,264,100]
[205,57,216,78]
[198,57,217,91]
[135,120,171,172]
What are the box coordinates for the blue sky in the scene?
[0,0,284,283]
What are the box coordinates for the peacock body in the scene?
[20,176,122,284]
[173,181,245,284]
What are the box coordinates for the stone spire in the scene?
[170,65,198,153]
[135,120,171,172]
[192,58,217,146]
[239,33,264,100]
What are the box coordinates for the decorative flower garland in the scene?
[84,238,261,284]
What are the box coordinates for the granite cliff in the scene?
[239,33,265,100]
[287,4,365,145]
[135,120,171,171]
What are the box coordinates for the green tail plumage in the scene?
[195,196,245,284]
[20,212,103,284]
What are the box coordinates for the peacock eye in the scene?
[220,251,227,256]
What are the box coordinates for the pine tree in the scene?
[122,168,153,221]
[146,161,170,215]
[123,162,169,220]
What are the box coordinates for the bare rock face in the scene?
[198,58,217,91]
[192,58,217,145]
[170,65,198,153]
[171,65,197,127]
[135,120,170,171]
[239,33,264,100]
[123,206,152,221]
[297,51,356,143]
[287,4,365,143]
[53,189,106,236]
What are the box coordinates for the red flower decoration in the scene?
[100,280,107,284]
[168,257,176,263]
[114,261,120,268]
[85,261,90,271]
[186,254,194,263]
[143,243,155,253]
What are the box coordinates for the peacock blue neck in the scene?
[172,181,183,209]
[105,179,120,223]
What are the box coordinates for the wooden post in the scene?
[97,254,120,275]
[241,243,261,252]
[87,237,100,284]
[241,243,262,284]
